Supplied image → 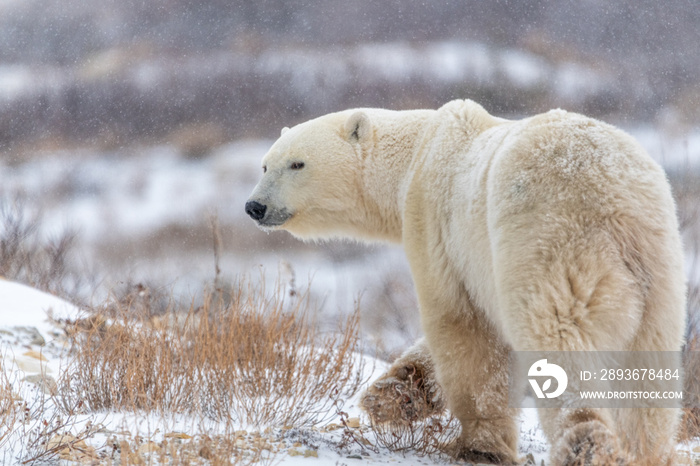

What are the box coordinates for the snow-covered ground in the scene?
[0,278,551,464]
[3,279,700,464]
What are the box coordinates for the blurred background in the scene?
[1,0,698,357]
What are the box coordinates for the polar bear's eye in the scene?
[262,165,267,173]
[290,162,305,170]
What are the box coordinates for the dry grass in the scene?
[3,274,366,464]
[52,276,367,464]
[59,278,366,430]
[103,429,285,465]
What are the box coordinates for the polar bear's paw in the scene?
[444,429,519,465]
[360,354,444,425]
[448,446,517,465]
[551,420,629,466]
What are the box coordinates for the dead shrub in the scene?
[109,431,280,465]
[674,168,700,441]
[59,277,365,429]
[0,354,102,464]
[0,195,89,301]
[367,414,460,458]
[0,356,19,450]
[671,170,700,236]
[680,340,700,442]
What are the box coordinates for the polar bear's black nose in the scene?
[245,200,267,221]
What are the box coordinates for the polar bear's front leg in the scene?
[421,302,520,465]
[360,338,445,424]
[398,190,520,464]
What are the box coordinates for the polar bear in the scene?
[245,100,686,465]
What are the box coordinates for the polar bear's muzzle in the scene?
[245,199,292,228]
[245,200,267,221]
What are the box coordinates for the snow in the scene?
[0,280,81,387]
[0,278,547,464]
[0,66,33,101]
[499,50,547,88]
[2,280,698,463]
[354,43,421,82]
[0,280,80,330]
[627,125,700,170]
[554,62,612,103]
[426,42,493,84]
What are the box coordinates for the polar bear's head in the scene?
[245,111,373,240]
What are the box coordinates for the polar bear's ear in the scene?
[345,111,371,144]
[280,127,290,136]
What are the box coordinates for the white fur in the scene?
[247,99,686,464]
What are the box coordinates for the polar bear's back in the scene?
[481,109,685,351]
[487,109,671,221]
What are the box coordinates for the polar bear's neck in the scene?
[355,100,502,244]
[358,110,435,243]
